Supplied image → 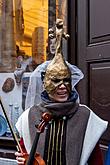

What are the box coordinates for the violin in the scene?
[26,112,52,165]
[0,97,52,165]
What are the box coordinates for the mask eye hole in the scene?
[63,78,71,83]
[52,79,61,83]
[52,78,71,84]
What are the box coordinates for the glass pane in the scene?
[0,0,48,72]
[0,0,68,138]
[0,0,49,138]
[0,0,68,72]
[15,0,48,69]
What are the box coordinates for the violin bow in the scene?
[0,96,23,153]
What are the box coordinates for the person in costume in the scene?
[15,19,108,165]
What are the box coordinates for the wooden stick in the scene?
[0,96,23,153]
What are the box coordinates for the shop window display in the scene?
[0,0,68,158]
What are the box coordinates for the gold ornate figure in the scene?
[44,19,71,95]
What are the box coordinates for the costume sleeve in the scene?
[88,143,104,165]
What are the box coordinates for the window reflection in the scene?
[0,0,67,72]
[0,0,48,72]
[15,0,48,68]
[0,0,67,138]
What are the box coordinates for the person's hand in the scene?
[15,151,26,165]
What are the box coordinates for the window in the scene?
[0,0,68,148]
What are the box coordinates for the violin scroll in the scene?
[35,112,52,133]
[42,112,52,123]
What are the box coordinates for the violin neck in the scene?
[26,132,40,165]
